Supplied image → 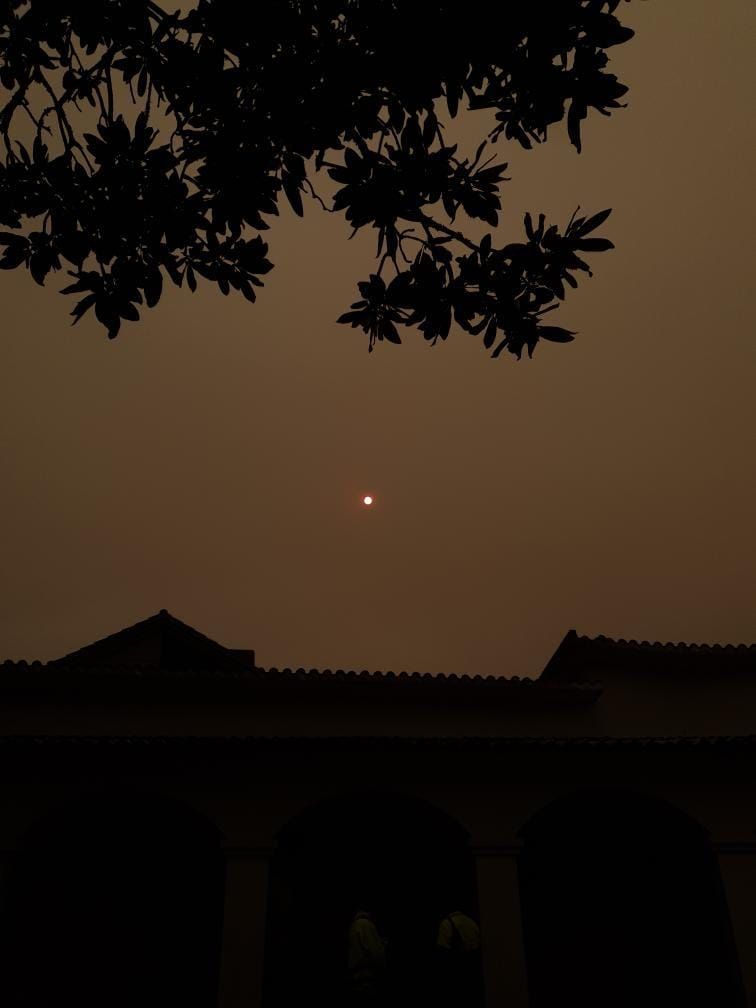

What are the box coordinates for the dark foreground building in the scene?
[1,610,756,1007]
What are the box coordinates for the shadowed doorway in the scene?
[4,793,225,1008]
[263,791,480,1008]
[518,789,745,1008]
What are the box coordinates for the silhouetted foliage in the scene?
[0,0,633,355]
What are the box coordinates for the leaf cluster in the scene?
[0,0,633,353]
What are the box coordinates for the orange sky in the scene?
[1,0,755,675]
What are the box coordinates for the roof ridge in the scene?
[54,609,228,659]
[261,664,541,683]
[0,659,601,691]
[574,632,756,652]
[46,609,256,672]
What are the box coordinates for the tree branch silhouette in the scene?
[0,0,633,355]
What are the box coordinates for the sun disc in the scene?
[362,495,374,506]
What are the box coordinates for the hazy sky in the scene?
[1,1,755,675]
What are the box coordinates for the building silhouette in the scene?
[1,609,755,1007]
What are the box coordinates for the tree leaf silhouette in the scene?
[0,0,633,357]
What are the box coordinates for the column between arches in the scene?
[218,846,272,1008]
[473,844,529,1008]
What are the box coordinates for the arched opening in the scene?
[518,789,744,1008]
[263,791,480,1008]
[4,792,225,1008]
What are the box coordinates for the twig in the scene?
[37,72,95,173]
[416,211,479,253]
[303,177,333,213]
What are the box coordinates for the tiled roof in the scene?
[5,660,543,684]
[572,631,756,654]
[2,610,601,696]
[1,660,263,680]
[14,613,754,694]
[0,657,601,702]
[49,609,255,671]
[540,629,756,682]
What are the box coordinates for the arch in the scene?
[264,790,480,1008]
[518,786,708,844]
[3,790,226,1008]
[517,788,745,1008]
